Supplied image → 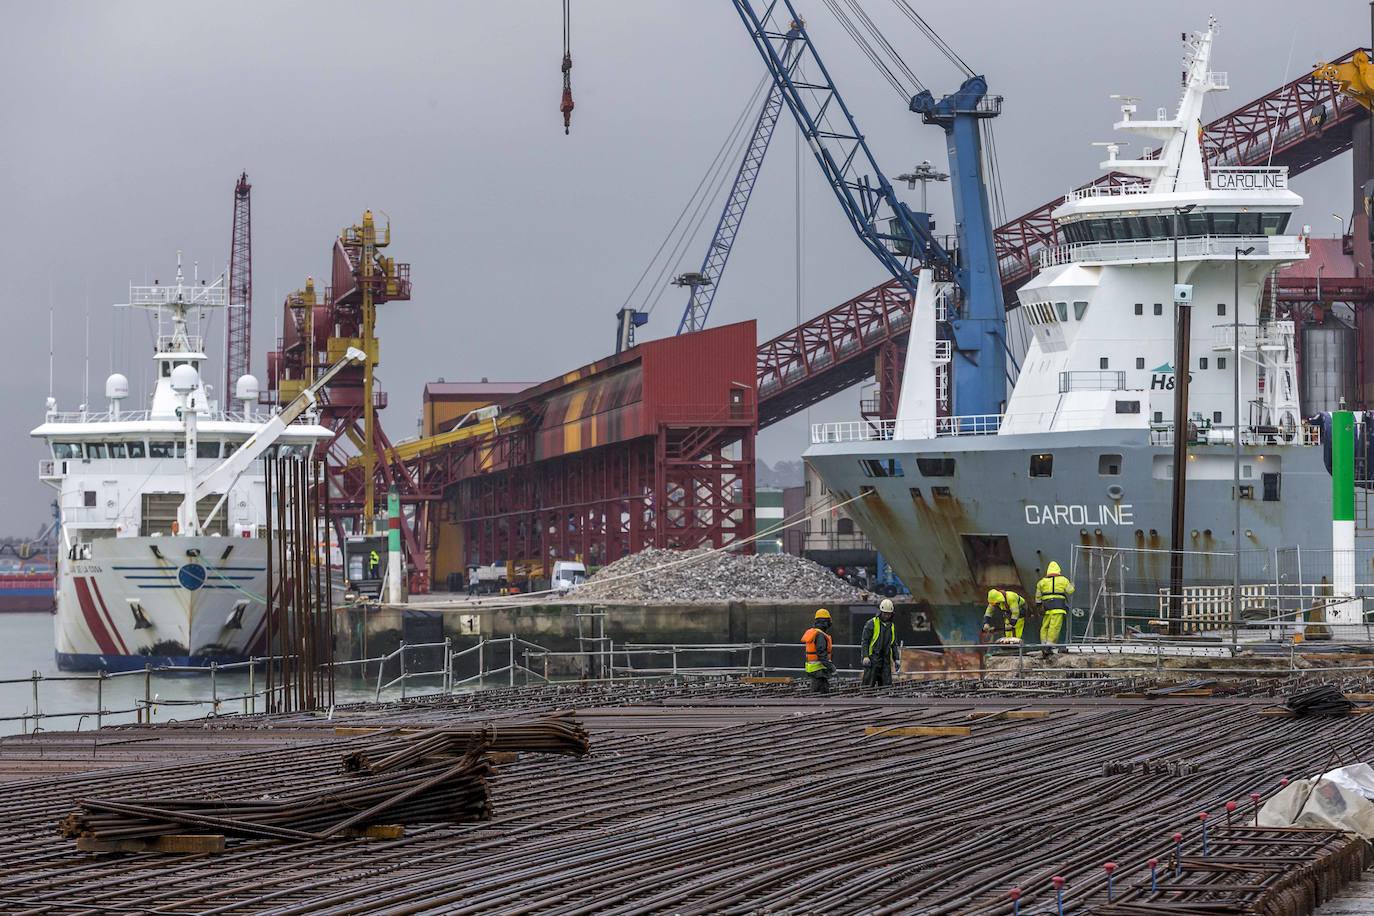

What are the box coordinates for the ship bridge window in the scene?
[86,443,107,459]
[915,457,956,477]
[197,440,221,459]
[52,442,81,459]
[1073,301,1089,320]
[128,441,146,458]
[107,442,126,459]
[1055,302,1069,322]
[1134,303,1143,315]
[223,441,239,457]
[1261,213,1289,235]
[161,363,171,377]
[1066,212,1292,242]
[1029,453,1054,478]
[860,458,904,478]
[149,441,185,459]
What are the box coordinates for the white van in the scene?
[552,560,587,590]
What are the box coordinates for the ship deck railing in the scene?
[811,415,1004,443]
[1148,421,1319,447]
[1039,233,1304,269]
[1062,165,1284,204]
[41,408,274,424]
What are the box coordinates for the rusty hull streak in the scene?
[843,487,988,645]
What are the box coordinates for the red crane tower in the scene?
[226,172,253,396]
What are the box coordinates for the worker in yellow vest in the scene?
[1035,561,1075,658]
[860,598,900,687]
[983,588,1025,640]
[801,609,836,694]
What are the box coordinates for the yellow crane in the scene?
[1313,50,1374,111]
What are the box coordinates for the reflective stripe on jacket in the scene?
[802,627,832,673]
[1036,575,1074,611]
[863,616,897,663]
[984,591,1026,633]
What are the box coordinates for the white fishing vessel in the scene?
[32,257,348,671]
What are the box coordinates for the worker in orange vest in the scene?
[802,608,835,694]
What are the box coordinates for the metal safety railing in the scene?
[1039,235,1304,269]
[0,655,297,735]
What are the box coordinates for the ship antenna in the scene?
[47,307,53,402]
[83,307,90,416]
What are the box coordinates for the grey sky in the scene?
[1,0,1363,530]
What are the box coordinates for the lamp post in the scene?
[1168,204,1197,632]
[895,160,949,214]
[1232,245,1255,650]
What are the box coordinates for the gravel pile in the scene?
[572,547,870,603]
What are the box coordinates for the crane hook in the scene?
[561,0,573,134]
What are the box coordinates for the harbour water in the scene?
[0,613,431,736]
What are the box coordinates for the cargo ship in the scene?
[0,555,56,613]
[806,22,1335,642]
[31,257,332,671]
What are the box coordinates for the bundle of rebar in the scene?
[1285,683,1359,717]
[59,750,492,843]
[342,717,590,774]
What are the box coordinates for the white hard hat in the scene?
[879,598,895,613]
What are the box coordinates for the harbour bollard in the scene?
[1008,887,1021,916]
[1172,832,1184,876]
[1224,800,1236,825]
[1280,777,1290,788]
[1148,857,1159,891]
[1103,862,1116,902]
[1250,792,1262,826]
[1051,875,1065,916]
[1199,811,1210,855]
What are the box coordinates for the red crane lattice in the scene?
[226,172,253,395]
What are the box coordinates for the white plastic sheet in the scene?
[1258,771,1374,839]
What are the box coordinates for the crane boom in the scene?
[677,35,801,334]
[730,0,954,296]
[225,172,252,395]
[196,347,365,528]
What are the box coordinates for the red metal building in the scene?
[444,321,758,577]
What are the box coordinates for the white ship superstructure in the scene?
[32,258,331,670]
[806,22,1331,639]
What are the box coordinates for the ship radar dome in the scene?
[235,374,260,403]
[170,363,200,394]
[105,373,129,401]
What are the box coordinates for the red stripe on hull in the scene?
[72,577,120,655]
[88,578,130,655]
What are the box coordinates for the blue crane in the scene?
[675,33,802,334]
[728,0,1006,417]
[911,78,1007,416]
